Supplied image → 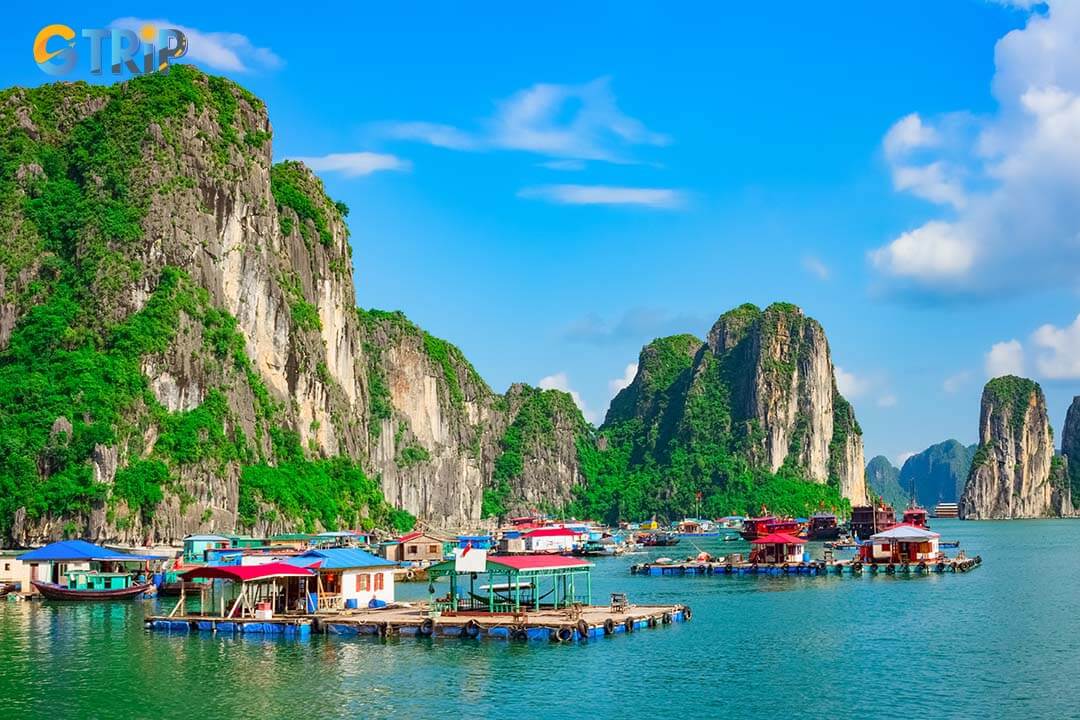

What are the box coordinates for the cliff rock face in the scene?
[865,456,909,509]
[578,303,866,522]
[0,68,586,544]
[1062,396,1080,511]
[960,377,1072,519]
[899,440,977,505]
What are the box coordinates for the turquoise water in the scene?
[1,520,1078,719]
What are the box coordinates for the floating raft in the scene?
[145,616,313,636]
[630,557,982,576]
[146,603,690,642]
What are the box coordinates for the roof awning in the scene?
[869,524,940,542]
[750,533,806,545]
[18,540,165,562]
[180,562,318,582]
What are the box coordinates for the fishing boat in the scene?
[31,570,151,600]
[806,512,842,541]
[739,515,803,541]
[901,505,930,529]
[639,532,681,547]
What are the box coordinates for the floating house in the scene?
[428,554,593,613]
[382,531,450,564]
[182,534,231,563]
[283,547,397,611]
[168,562,318,630]
[522,527,576,554]
[269,533,317,550]
[860,524,941,564]
[0,549,33,594]
[748,533,807,565]
[314,530,372,548]
[17,540,162,599]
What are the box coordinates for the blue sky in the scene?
[6,1,1080,466]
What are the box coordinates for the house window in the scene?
[407,545,418,555]
[3,563,8,571]
[374,573,384,591]
[428,544,438,554]
[358,574,370,592]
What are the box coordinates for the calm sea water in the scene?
[1,520,1078,720]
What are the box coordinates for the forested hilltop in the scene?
[567,303,868,523]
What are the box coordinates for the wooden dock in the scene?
[630,556,982,576]
[146,602,690,641]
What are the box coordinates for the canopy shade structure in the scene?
[180,562,317,582]
[18,540,164,562]
[427,554,592,614]
[750,533,806,546]
[869,524,941,542]
[282,548,396,570]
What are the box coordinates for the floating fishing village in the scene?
[0,499,979,645]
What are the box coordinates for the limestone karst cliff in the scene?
[959,377,1072,519]
[0,68,587,544]
[899,440,977,505]
[570,303,868,522]
[1062,396,1080,511]
[865,455,909,509]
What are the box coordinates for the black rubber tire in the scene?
[556,626,573,643]
[463,620,480,639]
[624,618,635,633]
[511,626,528,641]
[683,606,692,622]
[577,619,589,638]
[603,618,615,635]
[661,612,672,624]
[418,618,434,636]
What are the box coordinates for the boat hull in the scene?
[31,580,151,601]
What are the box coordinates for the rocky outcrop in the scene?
[592,302,867,517]
[1063,396,1080,512]
[959,377,1072,519]
[899,440,977,505]
[0,68,587,544]
[865,456,909,509]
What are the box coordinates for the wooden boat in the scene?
[31,579,151,601]
[0,582,18,597]
[639,532,680,547]
[739,515,803,541]
[850,504,896,539]
[806,513,842,541]
[901,506,930,529]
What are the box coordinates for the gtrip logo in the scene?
[34,23,188,76]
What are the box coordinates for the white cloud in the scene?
[111,17,281,72]
[985,339,1025,377]
[374,122,478,151]
[540,159,587,171]
[1032,313,1080,378]
[896,450,917,467]
[290,152,410,178]
[883,113,940,160]
[869,220,975,280]
[376,77,668,163]
[608,363,638,397]
[518,184,684,209]
[835,367,870,399]
[943,370,973,393]
[871,2,1080,297]
[538,372,599,424]
[877,394,898,408]
[801,255,830,280]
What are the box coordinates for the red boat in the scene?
[740,515,803,541]
[31,580,151,601]
[901,506,930,529]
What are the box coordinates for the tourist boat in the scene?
[901,505,930,529]
[0,582,18,597]
[639,532,681,547]
[932,502,959,518]
[32,570,151,601]
[806,512,842,541]
[849,503,896,540]
[739,515,803,541]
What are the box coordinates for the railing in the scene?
[316,593,343,612]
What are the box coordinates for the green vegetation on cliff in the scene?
[568,303,853,523]
[0,69,411,537]
[484,386,588,519]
